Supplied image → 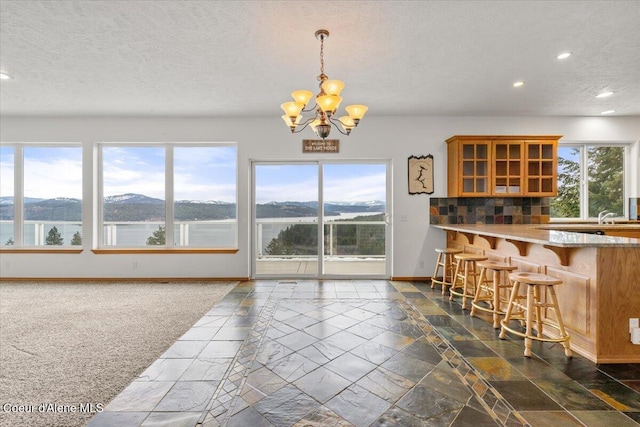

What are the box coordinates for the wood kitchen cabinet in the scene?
[446,135,560,197]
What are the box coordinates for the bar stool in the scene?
[431,248,463,295]
[449,253,488,309]
[499,272,572,358]
[470,261,517,328]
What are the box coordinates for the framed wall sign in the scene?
[408,154,434,194]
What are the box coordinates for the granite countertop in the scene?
[431,223,640,248]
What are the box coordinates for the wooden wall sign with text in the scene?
[303,139,340,153]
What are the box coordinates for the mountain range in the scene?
[0,194,385,221]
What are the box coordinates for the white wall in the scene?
[1,115,638,279]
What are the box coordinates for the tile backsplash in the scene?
[430,197,551,225]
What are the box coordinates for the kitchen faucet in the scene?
[598,210,616,224]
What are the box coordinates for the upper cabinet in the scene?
[446,135,561,197]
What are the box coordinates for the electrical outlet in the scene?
[132,261,138,270]
[630,318,639,334]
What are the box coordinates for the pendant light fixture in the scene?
[281,29,368,140]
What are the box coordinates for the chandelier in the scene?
[281,29,368,140]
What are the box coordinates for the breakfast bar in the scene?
[432,223,640,364]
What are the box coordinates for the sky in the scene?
[1,145,386,204]
[255,163,386,204]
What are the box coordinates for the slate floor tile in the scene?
[395,382,465,420]
[372,330,415,351]
[227,406,272,427]
[571,410,640,427]
[154,381,218,412]
[105,381,175,412]
[161,341,208,359]
[381,352,434,383]
[140,411,202,427]
[253,384,320,425]
[276,330,318,351]
[136,358,194,382]
[350,341,398,365]
[490,380,563,411]
[325,352,377,382]
[322,330,367,351]
[199,341,242,358]
[86,411,148,427]
[93,280,640,427]
[293,366,352,403]
[292,405,354,427]
[266,352,320,382]
[304,321,342,339]
[180,358,232,381]
[356,366,415,402]
[325,384,392,427]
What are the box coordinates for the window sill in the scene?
[91,248,239,254]
[0,248,83,254]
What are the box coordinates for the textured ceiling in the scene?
[0,0,639,117]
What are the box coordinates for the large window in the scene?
[551,144,627,220]
[0,144,83,247]
[99,144,237,248]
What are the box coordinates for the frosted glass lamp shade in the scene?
[281,101,304,117]
[338,116,355,132]
[291,90,314,106]
[281,115,301,127]
[317,95,342,113]
[345,104,368,121]
[321,80,345,96]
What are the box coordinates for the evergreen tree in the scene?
[5,237,14,246]
[146,226,166,245]
[45,226,64,245]
[551,149,580,218]
[551,147,624,218]
[587,147,624,217]
[71,231,82,245]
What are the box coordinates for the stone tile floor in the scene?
[88,280,640,427]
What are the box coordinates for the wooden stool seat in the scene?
[499,272,572,357]
[431,248,463,295]
[471,261,517,328]
[449,253,488,309]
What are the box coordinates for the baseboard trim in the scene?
[391,276,432,282]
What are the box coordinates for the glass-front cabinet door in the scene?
[525,139,557,196]
[460,141,491,196]
[493,140,523,195]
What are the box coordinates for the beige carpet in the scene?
[0,281,236,427]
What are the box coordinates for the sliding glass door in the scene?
[252,161,389,278]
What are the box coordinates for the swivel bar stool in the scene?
[431,247,463,295]
[471,261,517,328]
[499,272,572,358]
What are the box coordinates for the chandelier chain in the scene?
[319,35,324,76]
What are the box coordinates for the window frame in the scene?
[0,142,84,251]
[96,142,239,251]
[553,141,631,221]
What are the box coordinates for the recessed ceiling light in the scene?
[596,91,614,98]
[601,110,615,115]
[0,72,11,80]
[513,81,525,88]
[557,52,571,60]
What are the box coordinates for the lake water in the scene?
[0,212,383,248]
